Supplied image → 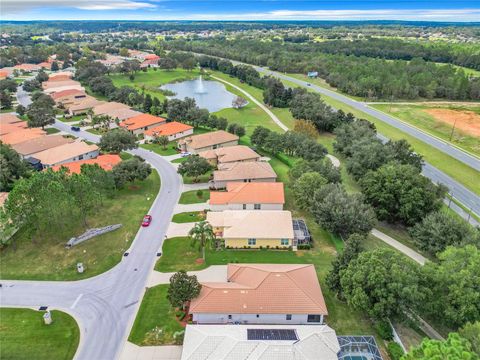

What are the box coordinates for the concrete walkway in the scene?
[147,265,228,287]
[182,183,210,192]
[371,229,428,265]
[119,342,182,360]
[211,75,289,132]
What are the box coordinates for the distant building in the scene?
[0,128,46,145]
[12,135,74,158]
[211,161,277,189]
[51,154,122,174]
[307,71,318,78]
[144,121,194,142]
[198,145,260,167]
[31,141,99,168]
[118,113,167,135]
[177,130,239,154]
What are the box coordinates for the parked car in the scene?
[141,215,152,227]
[306,83,311,86]
[71,126,80,131]
[180,152,191,158]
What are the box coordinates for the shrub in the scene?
[196,189,203,198]
[387,342,404,360]
[374,320,393,340]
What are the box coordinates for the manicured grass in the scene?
[140,143,178,156]
[171,157,187,163]
[172,211,206,223]
[182,170,213,184]
[110,68,201,101]
[86,128,106,135]
[0,171,160,280]
[0,308,80,360]
[178,189,210,204]
[60,114,85,123]
[371,103,480,157]
[120,152,134,160]
[280,77,480,196]
[128,285,184,346]
[45,127,60,134]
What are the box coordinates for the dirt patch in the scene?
[424,108,480,137]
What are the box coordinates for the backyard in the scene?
[0,171,160,280]
[0,308,80,360]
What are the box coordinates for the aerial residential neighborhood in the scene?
[0,5,479,360]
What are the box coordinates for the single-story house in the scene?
[189,263,328,324]
[198,145,260,166]
[51,154,122,174]
[144,121,194,142]
[96,55,124,68]
[128,50,151,60]
[206,210,294,248]
[13,63,42,72]
[181,324,340,360]
[48,71,74,81]
[210,182,285,211]
[51,89,87,103]
[31,141,99,168]
[211,161,277,189]
[38,62,52,70]
[0,121,28,135]
[66,97,104,116]
[0,128,46,145]
[140,57,160,68]
[118,113,166,135]
[92,102,131,117]
[12,135,75,158]
[43,80,85,95]
[0,113,24,125]
[178,130,238,154]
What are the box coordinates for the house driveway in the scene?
[119,342,182,360]
[147,265,228,287]
[165,222,195,238]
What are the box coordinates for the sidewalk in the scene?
[119,342,182,360]
[147,265,228,287]
[371,229,428,265]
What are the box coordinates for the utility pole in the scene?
[449,118,458,142]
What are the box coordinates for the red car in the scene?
[142,215,152,227]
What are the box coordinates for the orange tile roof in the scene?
[198,145,260,164]
[0,192,8,207]
[42,79,81,90]
[50,89,86,100]
[190,264,328,315]
[0,121,28,135]
[144,54,160,60]
[0,70,8,78]
[51,154,122,174]
[144,121,193,137]
[119,113,166,131]
[210,182,285,205]
[0,128,46,145]
[14,63,41,71]
[47,74,70,82]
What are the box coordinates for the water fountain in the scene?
[195,75,207,94]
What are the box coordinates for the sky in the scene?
[2,0,480,22]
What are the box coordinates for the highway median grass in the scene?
[0,308,80,360]
[0,171,160,280]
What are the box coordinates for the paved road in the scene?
[0,122,183,360]
[16,84,33,107]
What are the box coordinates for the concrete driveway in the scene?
[165,222,195,238]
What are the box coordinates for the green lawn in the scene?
[0,171,160,280]
[182,170,213,184]
[178,189,210,204]
[171,157,187,163]
[45,127,60,134]
[279,77,480,196]
[371,103,480,157]
[172,211,206,223]
[60,114,86,123]
[110,68,201,102]
[140,143,178,156]
[86,128,106,135]
[128,285,184,346]
[0,308,80,360]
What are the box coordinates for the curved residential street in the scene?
[0,122,182,360]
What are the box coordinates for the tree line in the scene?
[169,39,480,100]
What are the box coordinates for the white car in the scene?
[180,152,191,158]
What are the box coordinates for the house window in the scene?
[281,239,289,246]
[79,155,84,160]
[213,144,218,149]
[256,314,260,318]
[286,314,292,321]
[254,204,261,210]
[228,315,232,320]
[248,238,256,246]
[243,204,247,210]
[307,314,321,323]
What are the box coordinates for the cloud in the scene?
[1,0,156,14]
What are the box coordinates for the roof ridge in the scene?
[284,266,327,313]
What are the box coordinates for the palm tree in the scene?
[189,220,215,261]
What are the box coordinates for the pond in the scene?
[160,76,239,112]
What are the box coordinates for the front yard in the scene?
[178,189,210,204]
[0,171,160,280]
[140,143,178,156]
[172,211,206,223]
[0,308,80,360]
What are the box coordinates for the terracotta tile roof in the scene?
[178,130,239,150]
[0,128,46,145]
[119,113,166,131]
[51,154,122,174]
[47,74,70,82]
[213,161,277,182]
[42,79,81,90]
[107,109,143,121]
[38,62,51,69]
[199,145,260,164]
[50,89,86,100]
[0,121,28,135]
[144,54,160,60]
[210,182,285,205]
[190,263,327,315]
[31,141,99,166]
[0,114,23,125]
[12,135,74,156]
[92,102,131,116]
[206,210,294,239]
[14,63,41,71]
[144,121,193,137]
[49,71,73,80]
[66,97,104,112]
[0,70,9,78]
[0,192,8,207]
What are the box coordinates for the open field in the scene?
[371,103,480,156]
[0,308,80,360]
[128,285,184,345]
[110,68,201,101]
[0,171,160,280]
